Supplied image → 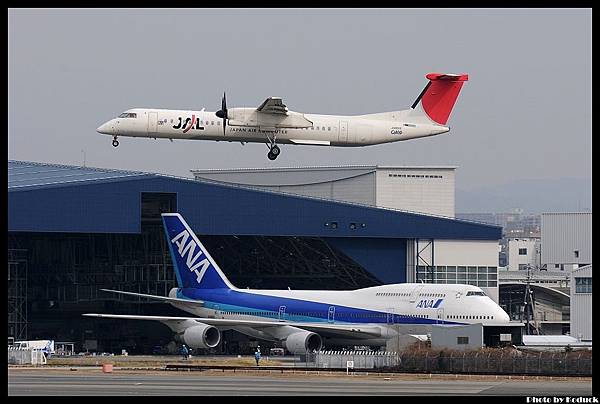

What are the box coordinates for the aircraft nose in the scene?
[498,307,510,323]
[97,121,113,135]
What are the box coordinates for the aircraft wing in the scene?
[82,314,383,339]
[256,97,288,115]
[100,289,204,305]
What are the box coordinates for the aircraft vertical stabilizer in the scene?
[161,213,236,290]
[412,73,469,125]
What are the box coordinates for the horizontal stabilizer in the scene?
[100,289,204,305]
[425,73,469,82]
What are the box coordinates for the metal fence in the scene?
[307,349,592,376]
[8,347,47,366]
[310,350,399,369]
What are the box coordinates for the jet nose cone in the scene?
[97,122,113,134]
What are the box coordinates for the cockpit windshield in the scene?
[466,291,486,296]
[118,112,137,118]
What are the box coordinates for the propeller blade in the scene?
[221,92,227,135]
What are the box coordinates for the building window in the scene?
[519,248,527,255]
[575,277,592,293]
[555,264,560,269]
[457,337,469,345]
[518,264,527,271]
[574,250,580,258]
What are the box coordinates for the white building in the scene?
[570,264,592,342]
[191,165,456,217]
[412,239,500,302]
[541,212,592,271]
[506,237,541,271]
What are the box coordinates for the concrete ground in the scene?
[8,367,593,396]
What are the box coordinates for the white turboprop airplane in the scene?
[97,72,468,160]
[84,213,509,354]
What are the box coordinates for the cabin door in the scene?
[409,285,425,303]
[436,308,445,324]
[278,305,286,321]
[327,306,335,323]
[338,121,348,143]
[148,112,158,134]
[386,310,395,324]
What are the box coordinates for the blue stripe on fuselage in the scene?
[177,288,463,326]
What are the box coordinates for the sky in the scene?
[8,9,592,212]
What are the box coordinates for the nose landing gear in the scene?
[112,136,119,147]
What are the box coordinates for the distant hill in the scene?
[456,177,592,214]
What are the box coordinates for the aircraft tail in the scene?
[411,73,469,125]
[161,213,236,290]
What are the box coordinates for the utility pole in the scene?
[523,264,537,335]
[524,264,531,334]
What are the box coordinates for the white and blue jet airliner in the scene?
[84,213,510,354]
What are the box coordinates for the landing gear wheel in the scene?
[267,151,277,160]
[270,145,280,156]
[112,139,119,147]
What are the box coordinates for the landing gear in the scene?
[265,133,280,160]
[268,145,280,160]
[112,136,119,147]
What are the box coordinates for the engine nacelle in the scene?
[283,331,322,355]
[182,324,221,349]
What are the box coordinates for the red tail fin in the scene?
[414,73,468,125]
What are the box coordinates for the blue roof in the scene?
[8,160,502,241]
[9,160,153,190]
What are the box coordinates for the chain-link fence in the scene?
[308,348,592,376]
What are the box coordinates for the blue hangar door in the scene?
[324,238,407,284]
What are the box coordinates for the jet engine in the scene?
[283,331,322,354]
[181,324,221,349]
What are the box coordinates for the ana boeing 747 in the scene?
[83,213,509,354]
[97,73,468,160]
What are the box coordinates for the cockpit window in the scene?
[118,112,137,118]
[466,291,486,296]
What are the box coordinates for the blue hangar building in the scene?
[8,160,501,353]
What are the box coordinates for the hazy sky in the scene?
[8,9,591,194]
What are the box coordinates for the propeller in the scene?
[215,92,228,135]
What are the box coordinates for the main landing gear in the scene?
[265,133,280,160]
[112,136,119,147]
[267,145,280,160]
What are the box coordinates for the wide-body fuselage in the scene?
[169,282,509,345]
[97,108,449,147]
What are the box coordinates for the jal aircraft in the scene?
[96,72,468,160]
[84,213,509,354]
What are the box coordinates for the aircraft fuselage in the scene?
[97,108,450,147]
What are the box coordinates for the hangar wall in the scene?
[191,165,456,217]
